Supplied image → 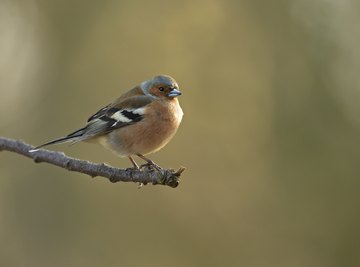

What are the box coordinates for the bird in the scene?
[30,74,183,170]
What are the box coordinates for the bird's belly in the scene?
[104,114,182,156]
[96,100,183,157]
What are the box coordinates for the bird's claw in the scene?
[139,162,162,171]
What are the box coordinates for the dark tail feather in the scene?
[30,127,86,151]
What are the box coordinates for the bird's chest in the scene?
[126,100,182,154]
[107,99,183,155]
[145,100,183,137]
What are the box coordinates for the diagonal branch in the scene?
[0,137,185,188]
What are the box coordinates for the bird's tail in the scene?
[30,127,87,152]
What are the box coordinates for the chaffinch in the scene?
[32,75,183,169]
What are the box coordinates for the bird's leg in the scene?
[128,156,140,170]
[128,156,146,188]
[136,153,162,171]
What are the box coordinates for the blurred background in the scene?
[1,0,360,266]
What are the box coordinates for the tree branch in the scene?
[0,137,184,188]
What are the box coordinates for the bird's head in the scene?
[141,75,182,99]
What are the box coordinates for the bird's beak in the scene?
[168,88,182,97]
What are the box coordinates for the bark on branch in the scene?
[0,137,184,188]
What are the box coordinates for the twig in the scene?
[0,137,185,188]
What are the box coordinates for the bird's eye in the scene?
[159,87,165,92]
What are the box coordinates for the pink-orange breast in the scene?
[100,98,183,156]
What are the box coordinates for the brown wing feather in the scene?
[80,95,153,140]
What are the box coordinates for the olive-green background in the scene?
[1,0,360,266]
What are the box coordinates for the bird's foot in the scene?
[139,161,162,171]
[135,153,163,171]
